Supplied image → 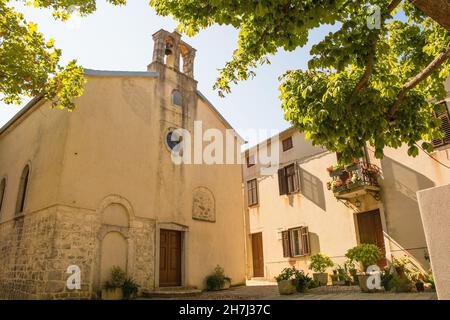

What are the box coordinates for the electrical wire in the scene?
[415,143,450,170]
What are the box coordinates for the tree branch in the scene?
[389,42,450,117]
[353,0,402,93]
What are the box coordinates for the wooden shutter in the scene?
[278,168,287,195]
[282,137,293,151]
[300,226,311,256]
[282,231,291,257]
[432,105,450,148]
[294,164,301,192]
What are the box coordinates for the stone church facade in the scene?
[0,29,246,299]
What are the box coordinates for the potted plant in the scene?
[331,180,346,192]
[345,159,360,172]
[345,244,382,292]
[344,260,359,285]
[407,269,427,292]
[424,270,435,291]
[388,274,413,293]
[275,267,297,295]
[308,253,333,286]
[292,268,314,293]
[329,165,344,177]
[205,265,231,291]
[122,276,140,299]
[102,266,140,300]
[380,266,394,291]
[392,257,410,277]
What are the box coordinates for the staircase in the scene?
[141,286,202,299]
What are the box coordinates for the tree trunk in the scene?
[413,0,450,31]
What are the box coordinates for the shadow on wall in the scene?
[299,168,326,211]
[309,232,321,255]
[380,156,435,268]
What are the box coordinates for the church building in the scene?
[0,29,246,299]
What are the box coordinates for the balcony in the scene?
[326,161,381,200]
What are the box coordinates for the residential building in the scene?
[243,78,450,280]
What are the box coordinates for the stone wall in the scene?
[0,204,156,299]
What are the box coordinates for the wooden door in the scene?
[159,229,182,287]
[357,210,387,267]
[251,232,264,277]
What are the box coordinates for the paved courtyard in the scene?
[178,280,437,300]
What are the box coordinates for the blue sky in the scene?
[1,0,338,143]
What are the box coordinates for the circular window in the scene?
[166,130,182,151]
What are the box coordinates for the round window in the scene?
[166,130,182,151]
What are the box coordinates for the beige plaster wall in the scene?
[0,64,246,297]
[417,184,450,300]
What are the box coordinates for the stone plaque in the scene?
[192,187,215,222]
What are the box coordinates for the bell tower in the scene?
[148,29,196,79]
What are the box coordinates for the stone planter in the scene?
[357,274,384,293]
[357,274,371,293]
[102,288,123,300]
[313,273,328,286]
[277,279,296,295]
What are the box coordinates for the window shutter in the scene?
[282,230,291,257]
[432,105,450,148]
[278,168,287,195]
[301,226,310,256]
[294,164,301,192]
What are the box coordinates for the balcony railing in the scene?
[326,161,381,199]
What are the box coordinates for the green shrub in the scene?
[308,253,334,273]
[275,267,296,282]
[388,274,413,293]
[345,244,382,272]
[380,267,394,291]
[103,266,140,299]
[122,277,140,300]
[293,268,314,293]
[206,265,231,291]
[103,266,127,290]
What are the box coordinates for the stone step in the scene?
[141,287,202,298]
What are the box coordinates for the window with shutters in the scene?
[281,226,310,258]
[431,103,450,149]
[282,137,293,151]
[246,155,255,168]
[278,163,300,195]
[247,178,258,207]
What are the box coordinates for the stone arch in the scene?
[192,187,215,222]
[97,194,134,222]
[95,195,135,292]
[99,231,128,284]
[102,203,129,227]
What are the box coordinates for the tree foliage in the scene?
[150,0,450,162]
[2,1,449,162]
[0,0,126,111]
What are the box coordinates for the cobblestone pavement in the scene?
[180,282,437,300]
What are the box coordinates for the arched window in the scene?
[15,165,30,215]
[0,178,6,219]
[171,90,183,107]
